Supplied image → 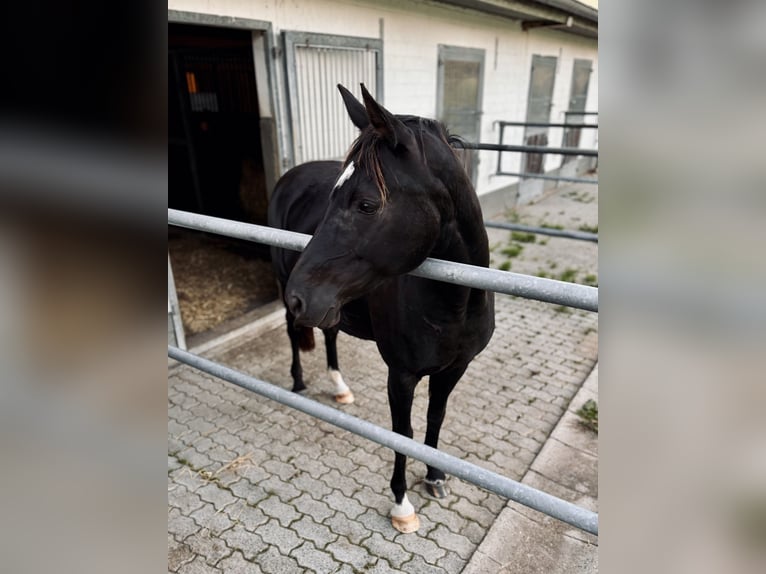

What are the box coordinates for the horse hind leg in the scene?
[286,310,313,393]
[423,364,468,499]
[387,370,420,533]
[323,326,354,404]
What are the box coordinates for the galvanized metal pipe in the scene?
[485,221,598,243]
[168,346,599,536]
[495,170,598,185]
[168,209,598,312]
[454,142,598,157]
[497,121,598,129]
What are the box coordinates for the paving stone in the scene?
[430,524,474,560]
[323,488,367,520]
[168,485,205,516]
[327,538,378,571]
[229,478,270,506]
[255,519,302,554]
[361,532,412,569]
[197,482,238,511]
[319,468,359,498]
[258,474,301,502]
[258,496,300,528]
[290,514,338,549]
[177,555,219,574]
[400,554,448,574]
[216,550,263,574]
[436,550,468,574]
[168,466,208,498]
[184,530,232,568]
[168,535,195,572]
[290,541,341,574]
[291,492,335,524]
[397,530,447,565]
[229,502,270,532]
[175,447,214,472]
[325,510,373,545]
[169,508,201,542]
[256,544,303,574]
[220,525,267,561]
[289,470,333,500]
[190,502,235,536]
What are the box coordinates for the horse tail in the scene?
[297,327,315,351]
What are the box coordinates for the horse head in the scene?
[286,84,461,328]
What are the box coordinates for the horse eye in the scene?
[358,200,379,214]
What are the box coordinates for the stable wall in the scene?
[168,0,598,200]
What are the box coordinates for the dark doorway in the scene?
[169,23,269,226]
[168,23,278,343]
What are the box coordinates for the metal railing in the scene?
[484,221,598,243]
[478,117,598,184]
[169,345,598,535]
[168,209,598,312]
[168,208,599,535]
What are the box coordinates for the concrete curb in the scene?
[462,364,599,573]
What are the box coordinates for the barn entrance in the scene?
[169,22,279,345]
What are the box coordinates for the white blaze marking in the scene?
[329,369,350,396]
[391,494,415,517]
[333,161,355,190]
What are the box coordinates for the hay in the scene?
[169,229,278,336]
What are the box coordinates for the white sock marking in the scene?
[391,494,415,517]
[329,369,350,396]
[333,161,355,190]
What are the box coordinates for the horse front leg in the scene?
[322,326,354,404]
[424,364,468,499]
[387,370,420,533]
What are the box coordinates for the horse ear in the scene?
[359,83,414,150]
[337,84,369,130]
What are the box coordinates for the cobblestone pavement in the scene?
[168,183,598,573]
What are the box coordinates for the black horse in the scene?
[268,84,494,533]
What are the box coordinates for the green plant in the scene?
[501,243,523,258]
[511,231,537,243]
[583,274,598,286]
[558,268,578,282]
[578,223,598,233]
[576,399,598,433]
[540,222,564,230]
[499,261,511,271]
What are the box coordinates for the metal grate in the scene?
[293,46,377,163]
[284,32,383,166]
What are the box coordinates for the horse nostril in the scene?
[287,292,305,317]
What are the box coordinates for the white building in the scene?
[168,0,597,221]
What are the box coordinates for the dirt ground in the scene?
[168,228,279,338]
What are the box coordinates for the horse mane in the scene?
[343,116,463,206]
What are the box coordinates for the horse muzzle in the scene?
[286,290,341,329]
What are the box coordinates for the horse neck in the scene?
[430,170,489,268]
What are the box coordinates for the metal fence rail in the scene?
[168,209,598,312]
[494,171,598,185]
[168,345,599,536]
[496,120,598,130]
[485,221,598,243]
[455,142,598,157]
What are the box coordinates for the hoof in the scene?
[334,391,354,404]
[391,513,420,533]
[424,479,448,499]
